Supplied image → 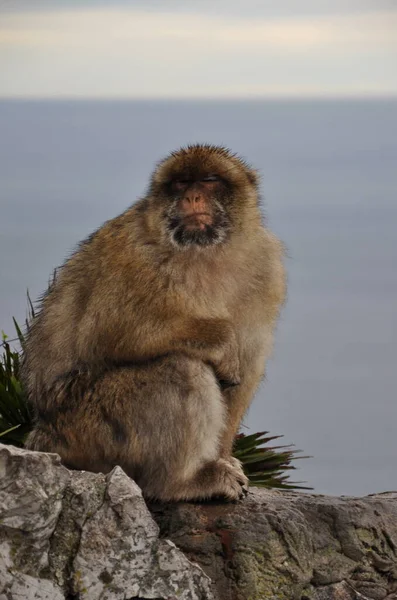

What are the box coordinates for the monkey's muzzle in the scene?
[183,213,213,230]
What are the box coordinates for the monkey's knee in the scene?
[139,357,248,502]
[133,356,226,498]
[163,357,226,468]
[182,359,227,465]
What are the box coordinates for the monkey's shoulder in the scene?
[243,226,286,306]
[243,226,285,271]
[65,207,145,273]
[81,207,138,247]
[258,226,285,257]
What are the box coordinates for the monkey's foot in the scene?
[148,459,248,502]
[211,458,248,501]
[226,456,249,487]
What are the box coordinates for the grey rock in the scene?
[1,443,397,600]
[150,488,397,600]
[0,444,69,598]
[72,466,212,600]
[0,444,213,600]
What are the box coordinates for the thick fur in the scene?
[23,144,286,501]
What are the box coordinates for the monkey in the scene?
[23,144,286,502]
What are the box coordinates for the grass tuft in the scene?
[0,330,32,446]
[234,431,312,490]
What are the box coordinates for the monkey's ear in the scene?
[246,168,260,187]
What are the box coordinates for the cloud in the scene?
[4,0,397,18]
[0,8,396,98]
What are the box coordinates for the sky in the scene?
[0,0,396,98]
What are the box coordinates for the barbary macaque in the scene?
[23,144,286,501]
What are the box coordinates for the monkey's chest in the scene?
[172,269,237,314]
[166,254,261,320]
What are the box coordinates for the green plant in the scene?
[0,306,311,489]
[0,323,33,446]
[234,431,311,490]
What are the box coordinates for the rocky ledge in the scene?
[0,443,396,600]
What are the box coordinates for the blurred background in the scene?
[1,0,396,495]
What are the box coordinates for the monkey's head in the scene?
[147,145,260,249]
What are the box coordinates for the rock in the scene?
[0,444,213,600]
[0,444,69,599]
[151,488,397,600]
[1,443,396,600]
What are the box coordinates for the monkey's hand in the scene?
[171,317,240,387]
[218,378,240,390]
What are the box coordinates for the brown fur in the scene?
[23,144,286,501]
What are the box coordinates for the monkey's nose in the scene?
[186,194,201,204]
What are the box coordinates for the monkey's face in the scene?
[164,175,232,247]
[150,145,259,249]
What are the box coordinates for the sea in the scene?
[0,98,396,496]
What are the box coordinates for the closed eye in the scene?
[202,175,219,182]
[171,179,191,190]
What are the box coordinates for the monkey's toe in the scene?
[214,458,249,501]
[225,456,249,487]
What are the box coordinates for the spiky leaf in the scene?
[233,431,312,490]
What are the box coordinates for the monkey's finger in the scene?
[241,484,249,496]
[236,472,249,487]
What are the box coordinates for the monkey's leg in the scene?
[27,355,247,501]
[121,356,247,501]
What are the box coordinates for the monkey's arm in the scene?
[76,296,240,386]
[220,232,287,457]
[169,317,240,386]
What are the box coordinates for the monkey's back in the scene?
[22,205,150,403]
